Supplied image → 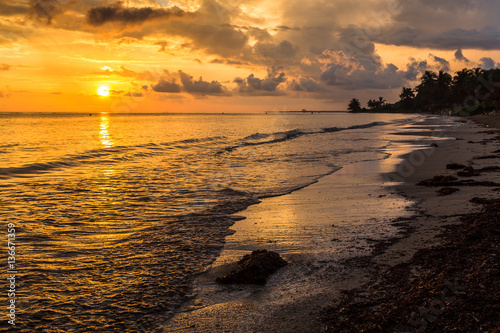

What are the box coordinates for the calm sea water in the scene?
[0,112,417,332]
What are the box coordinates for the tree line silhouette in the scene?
[348,68,500,115]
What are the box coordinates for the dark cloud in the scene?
[86,0,249,58]
[30,0,60,23]
[87,2,192,27]
[254,40,298,60]
[167,0,249,58]
[319,50,427,90]
[276,25,300,31]
[177,22,249,58]
[275,0,349,55]
[29,0,78,24]
[155,41,168,52]
[0,2,28,16]
[435,27,500,50]
[479,57,496,69]
[430,54,450,72]
[234,70,287,96]
[289,77,323,92]
[404,59,428,81]
[337,24,377,57]
[178,71,226,95]
[395,0,500,31]
[152,78,181,93]
[0,64,10,71]
[247,27,273,43]
[454,48,470,62]
[375,26,500,51]
[380,27,419,47]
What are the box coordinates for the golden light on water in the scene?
[99,114,114,148]
[97,85,110,97]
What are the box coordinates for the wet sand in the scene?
[162,116,499,332]
[322,116,500,332]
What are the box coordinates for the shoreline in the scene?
[162,115,498,332]
[322,116,500,332]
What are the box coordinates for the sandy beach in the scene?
[163,115,499,333]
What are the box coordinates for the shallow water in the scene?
[0,112,420,332]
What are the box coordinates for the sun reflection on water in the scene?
[99,114,114,148]
[103,169,115,176]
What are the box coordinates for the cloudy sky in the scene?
[1,0,500,112]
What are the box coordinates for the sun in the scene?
[97,85,110,97]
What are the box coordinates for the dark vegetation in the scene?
[348,68,500,115]
[321,198,500,332]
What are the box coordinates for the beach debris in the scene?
[480,165,500,172]
[417,175,458,186]
[419,175,500,187]
[446,163,466,170]
[437,187,460,196]
[469,197,495,205]
[216,250,288,285]
[446,164,500,177]
[457,166,480,177]
[321,199,500,333]
[473,155,500,160]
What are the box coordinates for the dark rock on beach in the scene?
[446,163,466,170]
[457,166,480,177]
[216,250,288,285]
[474,154,500,160]
[417,175,458,186]
[437,187,460,196]
[480,165,500,173]
[418,175,500,187]
[469,197,495,205]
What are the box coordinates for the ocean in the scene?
[0,112,420,332]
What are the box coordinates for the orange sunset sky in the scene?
[1,0,500,113]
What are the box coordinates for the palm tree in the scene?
[400,87,415,110]
[400,87,414,100]
[490,84,500,110]
[367,99,378,109]
[452,69,475,104]
[436,70,452,103]
[347,98,362,112]
[367,97,386,111]
[415,71,438,107]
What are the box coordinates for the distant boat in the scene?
[302,109,307,113]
